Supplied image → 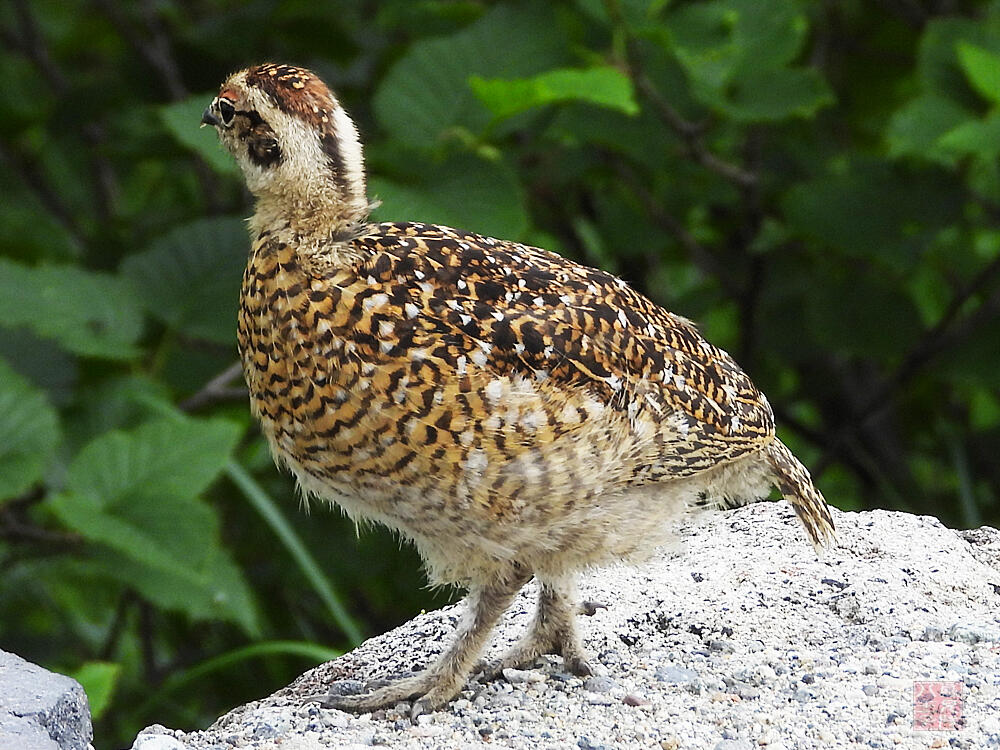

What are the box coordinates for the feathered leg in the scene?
[479,575,594,678]
[318,565,531,719]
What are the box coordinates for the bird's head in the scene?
[202,63,369,234]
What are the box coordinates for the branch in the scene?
[4,0,120,234]
[631,71,759,189]
[8,0,67,93]
[90,0,222,211]
[734,130,767,368]
[872,0,929,29]
[91,0,187,99]
[0,139,85,249]
[608,154,743,299]
[814,255,1000,476]
[601,0,758,190]
[178,361,246,412]
[0,490,81,546]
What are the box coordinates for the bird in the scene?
[202,63,835,719]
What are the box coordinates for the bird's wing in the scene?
[351,223,774,473]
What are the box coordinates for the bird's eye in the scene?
[218,98,236,126]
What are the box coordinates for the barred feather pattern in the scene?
[238,220,835,583]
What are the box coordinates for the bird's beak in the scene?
[200,107,220,128]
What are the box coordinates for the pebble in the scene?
[583,675,618,693]
[503,667,545,684]
[655,665,699,683]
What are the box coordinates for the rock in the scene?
[127,506,1000,749]
[654,665,699,683]
[0,650,93,750]
[582,676,618,693]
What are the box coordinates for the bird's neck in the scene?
[248,180,371,255]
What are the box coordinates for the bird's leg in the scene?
[479,575,595,678]
[318,566,531,718]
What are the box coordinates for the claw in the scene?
[579,600,607,616]
[409,698,434,721]
[474,658,504,682]
[564,655,594,676]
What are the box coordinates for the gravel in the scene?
[129,504,1000,749]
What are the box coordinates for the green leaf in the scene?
[666,0,809,88]
[968,387,1000,430]
[373,4,569,146]
[159,94,240,175]
[137,640,341,718]
[48,416,258,633]
[49,491,260,635]
[916,18,1000,106]
[121,217,248,345]
[470,67,638,120]
[886,94,971,164]
[937,111,1000,159]
[0,178,80,263]
[663,0,828,121]
[69,661,120,720]
[955,42,1000,105]
[0,328,78,407]
[0,357,60,500]
[766,262,923,360]
[65,417,243,504]
[67,375,175,451]
[0,259,143,360]
[781,163,963,271]
[225,461,363,644]
[720,67,834,122]
[370,153,528,239]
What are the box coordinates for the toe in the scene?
[474,658,503,681]
[318,692,367,712]
[409,698,435,722]
[564,655,594,676]
[409,683,459,721]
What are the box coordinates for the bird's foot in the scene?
[306,669,462,721]
[476,631,595,680]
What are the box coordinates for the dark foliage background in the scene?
[1,0,998,745]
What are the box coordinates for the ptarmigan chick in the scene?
[202,63,835,718]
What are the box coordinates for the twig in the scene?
[872,0,929,29]
[90,0,221,210]
[631,72,758,189]
[770,404,877,484]
[734,130,766,368]
[0,490,81,546]
[178,361,246,412]
[91,0,187,99]
[602,0,758,189]
[5,0,121,236]
[98,591,135,661]
[139,601,158,681]
[814,256,1000,476]
[608,155,743,300]
[9,0,68,94]
[0,139,85,249]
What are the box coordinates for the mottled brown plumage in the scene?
[204,63,835,718]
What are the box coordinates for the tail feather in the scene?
[765,438,836,550]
